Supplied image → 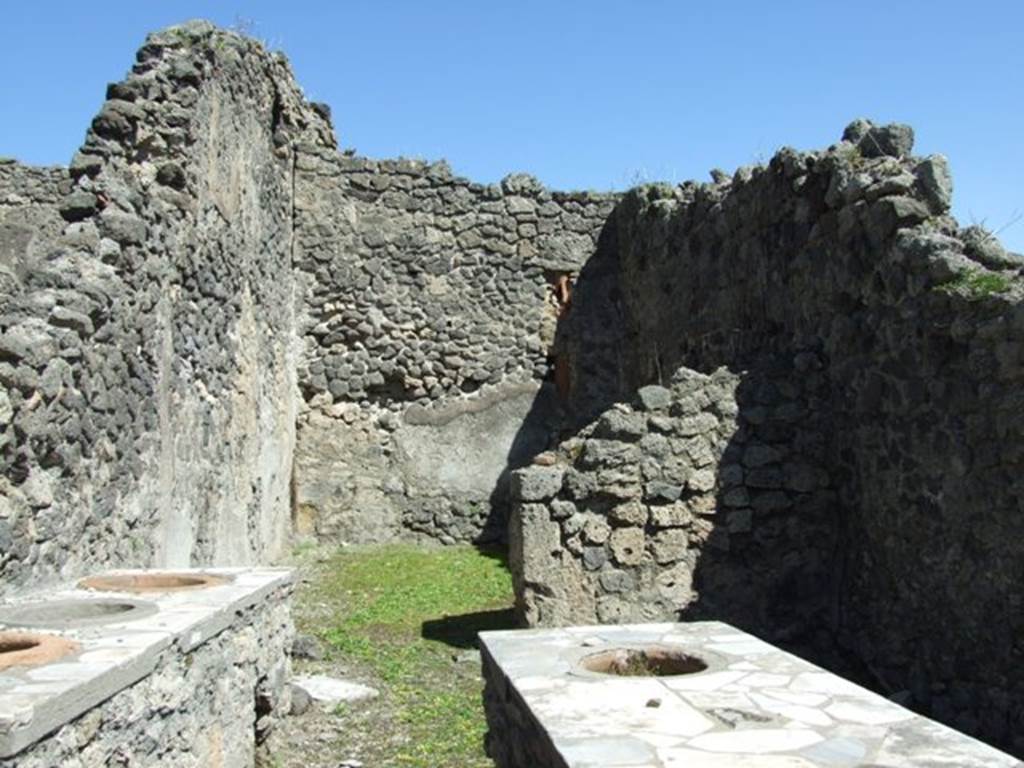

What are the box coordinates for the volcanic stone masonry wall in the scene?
[290,147,616,544]
[3,19,1024,761]
[511,361,835,637]
[0,21,334,595]
[510,120,1024,756]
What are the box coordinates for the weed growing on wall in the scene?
[936,269,1015,299]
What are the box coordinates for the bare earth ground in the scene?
[268,544,514,768]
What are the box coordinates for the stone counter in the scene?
[0,567,294,767]
[480,621,1022,768]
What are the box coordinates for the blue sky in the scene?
[2,1,1021,251]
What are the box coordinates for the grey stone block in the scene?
[510,465,565,502]
[636,385,672,411]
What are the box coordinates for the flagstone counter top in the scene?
[480,621,1022,768]
[0,567,294,767]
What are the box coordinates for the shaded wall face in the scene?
[828,292,1024,749]
[529,139,1024,754]
[0,23,334,594]
[291,152,617,544]
[510,362,836,638]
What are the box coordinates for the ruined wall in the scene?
[4,25,1023,758]
[1,19,619,576]
[513,121,1024,755]
[291,150,617,544]
[511,360,835,643]
[0,161,68,285]
[0,21,334,594]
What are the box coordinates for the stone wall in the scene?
[0,161,68,286]
[511,121,1024,755]
[1,20,619,576]
[3,23,1024,759]
[291,148,617,544]
[0,21,334,594]
[511,361,835,645]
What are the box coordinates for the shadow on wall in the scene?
[475,382,561,543]
[505,148,1024,757]
[513,207,854,668]
[676,356,861,678]
[484,215,625,537]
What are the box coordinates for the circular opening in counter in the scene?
[78,572,232,593]
[0,637,38,654]
[0,598,158,629]
[0,631,78,670]
[580,646,708,677]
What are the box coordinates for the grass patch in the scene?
[936,269,1014,299]
[295,544,514,767]
[836,142,864,167]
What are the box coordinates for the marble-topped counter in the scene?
[480,621,1022,767]
[0,567,292,758]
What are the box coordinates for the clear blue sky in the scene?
[3,1,1021,251]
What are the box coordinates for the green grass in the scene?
[291,539,318,557]
[936,269,1015,299]
[297,544,514,767]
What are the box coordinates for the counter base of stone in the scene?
[480,621,1020,768]
[0,567,294,767]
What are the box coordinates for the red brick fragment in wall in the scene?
[549,273,574,400]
